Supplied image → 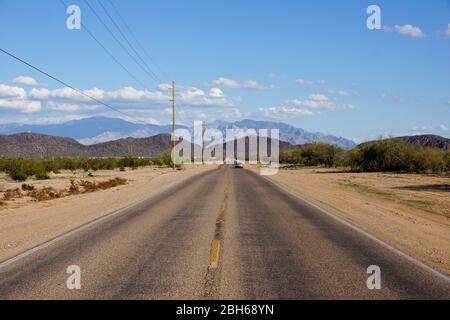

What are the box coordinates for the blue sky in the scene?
[0,0,449,142]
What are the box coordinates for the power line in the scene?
[96,0,163,84]
[58,0,151,91]
[106,0,171,81]
[82,0,160,85]
[0,47,147,124]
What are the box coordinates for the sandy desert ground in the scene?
[0,165,216,261]
[260,167,450,275]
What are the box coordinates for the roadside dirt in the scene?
[259,167,450,275]
[0,165,216,261]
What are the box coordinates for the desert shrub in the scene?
[280,139,449,174]
[78,177,127,193]
[68,179,80,195]
[3,188,22,200]
[280,149,303,165]
[0,157,152,180]
[154,151,172,167]
[349,139,447,173]
[443,152,450,172]
[280,144,342,168]
[9,169,28,181]
[27,187,63,201]
[35,171,50,180]
[21,184,35,191]
[97,177,127,189]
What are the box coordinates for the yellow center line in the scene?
[209,239,221,268]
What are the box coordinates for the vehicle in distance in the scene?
[234,160,244,168]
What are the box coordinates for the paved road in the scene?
[0,166,449,299]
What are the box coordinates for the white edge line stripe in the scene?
[260,174,450,284]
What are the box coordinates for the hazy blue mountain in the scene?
[204,119,356,148]
[0,117,184,145]
[0,117,356,148]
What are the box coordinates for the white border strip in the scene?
[259,173,450,284]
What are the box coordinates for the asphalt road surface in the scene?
[0,166,449,299]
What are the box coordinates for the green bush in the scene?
[280,139,449,174]
[445,152,450,171]
[0,157,153,181]
[280,144,342,168]
[155,152,172,167]
[35,171,50,180]
[10,169,28,181]
[349,139,447,173]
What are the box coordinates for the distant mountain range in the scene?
[0,131,448,159]
[204,119,356,148]
[399,135,450,151]
[0,117,185,145]
[0,132,291,159]
[0,117,356,148]
[0,132,173,159]
[359,135,450,151]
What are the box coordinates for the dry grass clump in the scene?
[69,179,80,195]
[21,184,35,191]
[27,187,64,201]
[3,188,22,201]
[76,177,127,193]
[0,177,127,207]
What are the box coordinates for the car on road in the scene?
[234,160,244,168]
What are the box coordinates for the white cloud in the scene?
[1,78,235,122]
[296,79,325,86]
[439,124,449,131]
[258,106,314,119]
[28,84,231,109]
[209,87,224,98]
[394,24,426,38]
[0,84,27,99]
[12,76,42,87]
[412,125,434,132]
[445,24,450,37]
[212,77,275,91]
[329,89,349,97]
[286,94,354,110]
[256,94,354,119]
[46,101,80,112]
[0,99,42,113]
[177,86,232,107]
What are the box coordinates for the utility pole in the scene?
[202,122,205,165]
[171,81,176,170]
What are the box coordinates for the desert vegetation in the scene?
[0,177,127,204]
[281,139,450,174]
[0,153,179,181]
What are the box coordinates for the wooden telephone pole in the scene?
[171,81,176,170]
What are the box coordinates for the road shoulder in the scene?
[0,165,216,262]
